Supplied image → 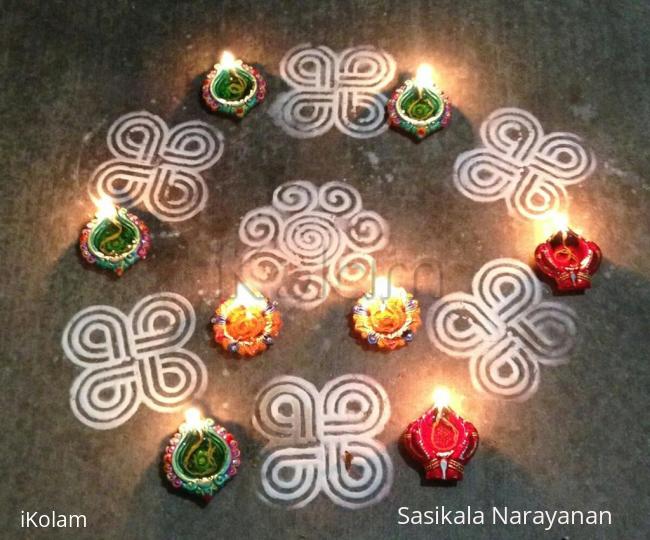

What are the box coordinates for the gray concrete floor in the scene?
[1,1,649,539]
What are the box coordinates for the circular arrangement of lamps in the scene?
[71,50,603,499]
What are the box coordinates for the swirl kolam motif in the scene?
[270,44,396,139]
[426,258,578,401]
[253,374,392,509]
[453,108,596,220]
[88,111,224,221]
[62,292,207,429]
[239,180,389,310]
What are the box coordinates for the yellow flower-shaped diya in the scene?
[352,277,421,350]
[211,284,281,357]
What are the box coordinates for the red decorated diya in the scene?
[402,388,478,482]
[535,224,601,292]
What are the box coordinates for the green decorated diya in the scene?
[202,51,267,118]
[79,200,150,276]
[387,64,451,140]
[163,408,240,501]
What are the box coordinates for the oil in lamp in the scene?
[402,388,479,482]
[211,283,282,356]
[387,63,451,139]
[79,198,151,276]
[352,276,421,350]
[163,408,241,501]
[202,51,267,118]
[535,214,602,292]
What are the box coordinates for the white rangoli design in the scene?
[270,44,396,139]
[426,259,577,401]
[239,180,389,310]
[454,108,596,220]
[88,111,224,222]
[253,374,393,509]
[62,292,207,430]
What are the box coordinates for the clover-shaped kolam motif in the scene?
[253,374,393,509]
[62,292,207,429]
[88,111,224,222]
[270,44,396,139]
[426,259,578,401]
[454,108,595,220]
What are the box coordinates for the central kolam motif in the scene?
[239,180,389,310]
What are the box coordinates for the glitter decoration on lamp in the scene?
[402,388,478,481]
[535,213,602,292]
[79,198,151,276]
[163,408,241,501]
[387,64,451,139]
[202,51,267,118]
[211,283,282,356]
[352,277,421,350]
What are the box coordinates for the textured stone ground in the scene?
[1,1,649,539]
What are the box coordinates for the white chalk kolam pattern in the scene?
[427,259,577,401]
[62,293,207,430]
[253,375,393,509]
[239,180,389,310]
[88,111,224,221]
[453,108,596,220]
[271,44,396,138]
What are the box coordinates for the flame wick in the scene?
[415,64,435,89]
[95,198,117,221]
[184,407,203,431]
[220,51,238,70]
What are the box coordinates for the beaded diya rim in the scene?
[202,62,267,118]
[387,81,452,139]
[163,418,241,499]
[211,294,282,357]
[352,292,421,350]
[79,206,151,276]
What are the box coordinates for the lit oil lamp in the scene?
[79,198,151,276]
[163,408,241,501]
[402,388,479,482]
[211,283,282,356]
[535,213,602,292]
[202,51,267,118]
[352,276,421,350]
[387,63,451,139]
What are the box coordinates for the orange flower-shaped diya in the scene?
[352,277,421,350]
[211,284,281,356]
